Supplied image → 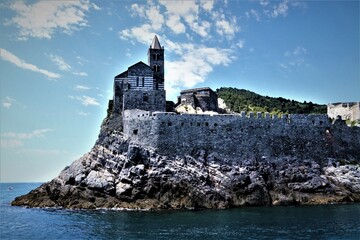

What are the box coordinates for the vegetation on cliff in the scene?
[217,87,327,115]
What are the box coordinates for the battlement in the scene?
[122,109,345,162]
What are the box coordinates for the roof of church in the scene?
[150,35,162,49]
[114,61,152,78]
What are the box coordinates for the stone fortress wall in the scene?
[327,102,360,122]
[123,109,360,162]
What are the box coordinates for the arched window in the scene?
[136,77,139,87]
[153,65,160,72]
[153,53,160,60]
[142,77,145,87]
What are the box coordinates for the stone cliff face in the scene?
[12,112,360,210]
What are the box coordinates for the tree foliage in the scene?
[217,87,327,115]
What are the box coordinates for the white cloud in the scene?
[236,39,246,49]
[4,0,99,40]
[214,14,239,39]
[284,46,307,57]
[0,139,23,148]
[49,54,71,71]
[20,148,67,156]
[49,54,87,76]
[166,14,186,34]
[73,71,88,76]
[271,0,289,18]
[2,97,15,108]
[200,0,214,12]
[163,40,233,100]
[1,128,53,139]
[69,95,100,106]
[0,48,61,79]
[78,111,90,116]
[281,46,308,71]
[119,24,156,45]
[75,85,90,90]
[246,9,261,22]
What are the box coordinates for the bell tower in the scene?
[148,35,164,89]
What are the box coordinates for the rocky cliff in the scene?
[12,112,360,210]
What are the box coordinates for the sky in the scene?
[0,0,359,182]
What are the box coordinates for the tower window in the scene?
[153,65,160,72]
[153,53,159,60]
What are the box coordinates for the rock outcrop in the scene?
[12,112,360,210]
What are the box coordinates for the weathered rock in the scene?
[11,113,360,210]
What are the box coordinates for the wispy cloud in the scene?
[0,139,23,148]
[74,85,90,91]
[0,48,61,79]
[280,46,308,72]
[1,128,53,149]
[2,128,53,139]
[4,0,100,40]
[119,0,237,99]
[162,37,233,99]
[48,54,88,77]
[69,95,100,106]
[2,96,15,108]
[49,54,71,71]
[78,111,90,116]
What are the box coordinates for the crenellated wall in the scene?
[123,110,360,163]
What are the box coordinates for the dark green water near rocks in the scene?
[1,183,359,239]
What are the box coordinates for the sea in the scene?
[0,183,359,240]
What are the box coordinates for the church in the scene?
[112,35,166,114]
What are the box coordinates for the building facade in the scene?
[113,36,166,113]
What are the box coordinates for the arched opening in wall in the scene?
[143,93,149,102]
[312,120,315,125]
[214,123,218,127]
[153,53,159,61]
[133,129,138,135]
[153,65,160,72]
[136,77,139,87]
[205,122,209,126]
[181,122,184,127]
[320,121,323,125]
[142,77,145,87]
[155,82,159,90]
[168,122,172,126]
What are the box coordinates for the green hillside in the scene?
[216,87,327,115]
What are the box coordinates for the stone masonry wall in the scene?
[327,102,360,121]
[123,110,360,163]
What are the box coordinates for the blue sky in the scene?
[0,0,359,182]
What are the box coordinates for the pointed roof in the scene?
[150,35,162,49]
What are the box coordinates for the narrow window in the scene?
[155,82,159,90]
[142,77,145,87]
[143,93,149,102]
[153,53,156,60]
[133,129,138,135]
[136,77,139,87]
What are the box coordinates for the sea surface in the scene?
[0,183,359,240]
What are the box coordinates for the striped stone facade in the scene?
[113,36,166,113]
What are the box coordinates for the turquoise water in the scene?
[1,183,359,239]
